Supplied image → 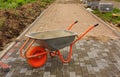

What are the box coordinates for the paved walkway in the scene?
[0,39,120,77]
[26,0,118,39]
[0,0,120,77]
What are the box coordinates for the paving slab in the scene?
[25,0,118,39]
[0,0,120,77]
[0,39,120,77]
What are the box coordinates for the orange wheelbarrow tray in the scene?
[20,21,99,68]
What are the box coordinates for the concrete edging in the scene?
[0,3,54,59]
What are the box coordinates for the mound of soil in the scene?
[0,2,48,51]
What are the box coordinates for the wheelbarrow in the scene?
[20,21,99,68]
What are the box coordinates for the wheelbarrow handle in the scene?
[75,20,78,23]
[94,24,99,27]
[67,20,78,30]
[72,24,99,45]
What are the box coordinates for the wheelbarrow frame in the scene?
[20,21,99,67]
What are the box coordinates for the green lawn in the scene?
[92,8,120,24]
[0,0,54,9]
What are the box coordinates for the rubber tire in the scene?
[26,46,47,68]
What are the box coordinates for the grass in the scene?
[0,0,36,9]
[92,8,120,24]
[0,0,55,9]
[40,0,55,7]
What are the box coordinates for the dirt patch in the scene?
[85,35,113,42]
[0,1,49,51]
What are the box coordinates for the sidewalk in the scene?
[0,0,120,77]
[0,39,120,77]
[25,0,118,39]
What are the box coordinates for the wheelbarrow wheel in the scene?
[26,46,47,68]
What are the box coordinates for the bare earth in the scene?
[26,0,119,40]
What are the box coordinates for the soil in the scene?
[85,35,113,42]
[27,30,77,39]
[0,1,48,51]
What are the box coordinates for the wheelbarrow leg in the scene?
[20,38,35,58]
[58,24,99,63]
[57,44,73,63]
